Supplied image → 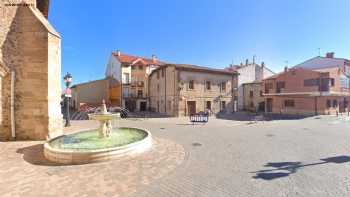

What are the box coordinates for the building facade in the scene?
[226,60,275,111]
[242,82,265,112]
[149,64,238,117]
[71,77,120,110]
[105,51,165,112]
[263,54,350,115]
[0,0,63,140]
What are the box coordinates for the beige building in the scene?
[242,82,265,112]
[149,64,238,117]
[71,77,121,110]
[0,0,63,140]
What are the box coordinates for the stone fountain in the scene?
[44,99,152,164]
[88,100,120,138]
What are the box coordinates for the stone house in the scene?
[226,60,275,111]
[105,51,165,112]
[0,0,62,140]
[149,64,238,117]
[242,82,265,112]
[263,53,350,115]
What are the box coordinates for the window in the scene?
[205,81,211,90]
[304,79,320,86]
[250,102,254,108]
[157,71,160,79]
[265,82,273,89]
[123,73,130,83]
[276,81,285,89]
[189,80,194,90]
[249,91,254,97]
[276,81,285,93]
[260,91,263,97]
[161,68,165,77]
[221,101,226,110]
[206,101,211,110]
[333,100,338,108]
[221,82,226,92]
[137,90,143,97]
[330,78,335,86]
[284,100,295,107]
[138,65,143,70]
[157,84,160,91]
[131,65,135,70]
[327,100,331,108]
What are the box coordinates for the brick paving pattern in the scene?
[0,126,185,197]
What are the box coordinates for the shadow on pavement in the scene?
[16,144,70,166]
[252,155,350,180]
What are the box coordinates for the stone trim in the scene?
[27,5,61,38]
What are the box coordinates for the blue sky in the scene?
[49,0,350,84]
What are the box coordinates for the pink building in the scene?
[263,53,350,115]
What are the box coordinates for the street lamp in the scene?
[63,73,72,127]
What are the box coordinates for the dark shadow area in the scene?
[216,112,313,122]
[16,144,70,166]
[252,155,350,180]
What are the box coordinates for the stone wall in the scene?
[242,82,264,112]
[149,65,238,117]
[0,1,63,140]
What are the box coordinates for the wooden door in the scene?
[187,101,196,116]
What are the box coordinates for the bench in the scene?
[190,112,209,124]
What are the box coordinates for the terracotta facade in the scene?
[263,65,350,115]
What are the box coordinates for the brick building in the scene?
[105,51,165,112]
[0,0,63,140]
[149,64,238,117]
[263,53,350,115]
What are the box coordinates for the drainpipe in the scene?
[10,70,15,140]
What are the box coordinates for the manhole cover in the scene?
[266,134,275,137]
[160,128,165,130]
[192,142,202,147]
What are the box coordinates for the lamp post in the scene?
[63,73,72,127]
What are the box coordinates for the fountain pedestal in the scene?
[88,100,120,138]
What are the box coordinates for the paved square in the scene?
[1,116,350,196]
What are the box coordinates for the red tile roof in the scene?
[112,52,166,66]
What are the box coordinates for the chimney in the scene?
[261,62,265,68]
[116,50,121,56]
[245,59,249,66]
[326,52,335,58]
[284,66,288,72]
[152,55,157,63]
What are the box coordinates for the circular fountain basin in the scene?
[44,127,152,164]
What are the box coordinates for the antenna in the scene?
[285,60,289,67]
[253,55,256,65]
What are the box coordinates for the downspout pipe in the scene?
[10,70,15,140]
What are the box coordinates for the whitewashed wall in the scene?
[105,55,121,80]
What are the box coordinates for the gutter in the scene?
[10,71,15,140]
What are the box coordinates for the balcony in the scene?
[129,81,145,87]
